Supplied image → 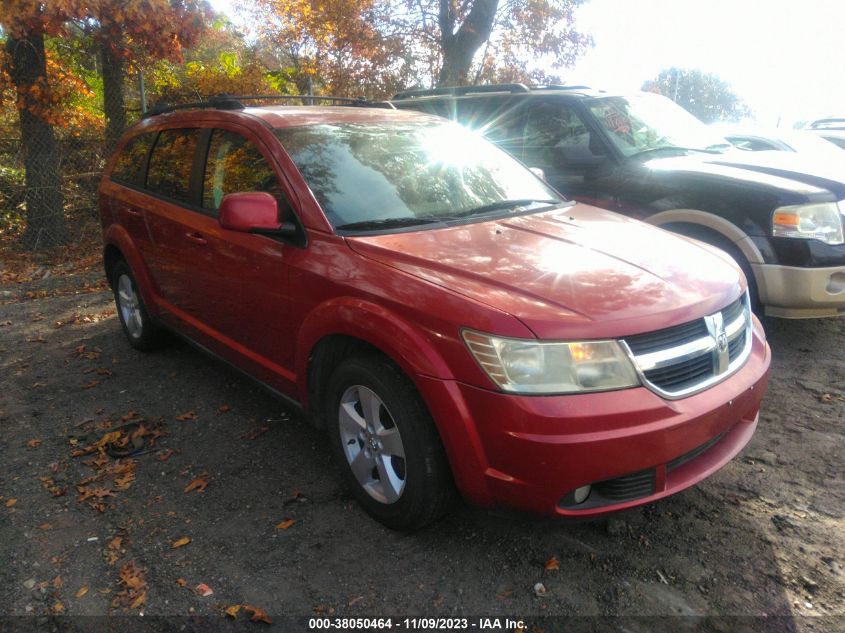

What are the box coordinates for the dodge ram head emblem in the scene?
[705,312,730,375]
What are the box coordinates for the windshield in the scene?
[588,93,733,158]
[274,121,562,232]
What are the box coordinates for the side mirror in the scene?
[218,192,297,237]
[529,167,546,180]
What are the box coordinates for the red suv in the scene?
[99,97,771,529]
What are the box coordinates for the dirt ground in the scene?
[1,254,844,633]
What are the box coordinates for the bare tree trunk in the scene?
[437,0,499,86]
[6,34,66,250]
[100,40,126,153]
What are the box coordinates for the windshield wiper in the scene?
[632,146,725,158]
[335,216,444,232]
[445,198,561,220]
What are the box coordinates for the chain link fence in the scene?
[0,135,107,256]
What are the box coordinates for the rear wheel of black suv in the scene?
[325,354,454,530]
[111,260,169,351]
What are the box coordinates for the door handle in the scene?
[185,232,208,245]
[126,208,142,217]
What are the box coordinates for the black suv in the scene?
[392,84,845,318]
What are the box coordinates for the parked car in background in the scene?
[99,96,770,529]
[714,125,845,157]
[392,84,845,318]
[806,118,845,150]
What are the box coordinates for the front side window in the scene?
[587,94,732,158]
[146,128,200,204]
[274,121,561,232]
[523,102,606,170]
[111,133,154,185]
[202,130,289,217]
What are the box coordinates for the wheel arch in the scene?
[102,224,161,316]
[645,208,765,265]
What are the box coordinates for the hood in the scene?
[649,149,845,200]
[347,204,744,340]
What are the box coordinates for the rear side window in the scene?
[111,133,154,185]
[202,129,291,217]
[146,128,200,204]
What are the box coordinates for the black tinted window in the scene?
[111,134,154,185]
[523,102,605,170]
[146,129,199,204]
[202,130,289,217]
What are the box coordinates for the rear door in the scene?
[141,127,209,317]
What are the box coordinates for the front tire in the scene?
[325,355,454,530]
[111,260,168,351]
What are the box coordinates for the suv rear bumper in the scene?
[753,263,845,318]
[416,320,770,517]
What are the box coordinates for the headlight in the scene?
[772,202,844,245]
[462,330,640,394]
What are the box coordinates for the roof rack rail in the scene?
[392,83,530,100]
[809,118,845,130]
[143,94,393,118]
[529,84,593,91]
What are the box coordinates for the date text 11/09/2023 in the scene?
[308,617,526,630]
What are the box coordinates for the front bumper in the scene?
[753,263,845,318]
[416,319,771,517]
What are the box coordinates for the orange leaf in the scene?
[176,578,187,587]
[5,499,17,507]
[184,473,209,494]
[175,410,198,421]
[244,605,273,624]
[171,536,191,549]
[26,439,42,448]
[275,519,296,530]
[218,404,231,413]
[544,556,560,571]
[76,586,89,598]
[225,604,242,618]
[83,380,100,389]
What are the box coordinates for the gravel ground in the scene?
[1,260,843,633]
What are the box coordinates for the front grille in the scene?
[622,293,752,399]
[643,354,712,391]
[625,319,708,355]
[594,469,656,501]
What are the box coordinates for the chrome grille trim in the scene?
[620,292,753,400]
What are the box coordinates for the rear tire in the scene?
[111,260,169,351]
[325,355,454,530]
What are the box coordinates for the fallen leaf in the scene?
[195,583,214,597]
[38,523,53,531]
[31,382,46,389]
[5,499,17,508]
[26,439,42,448]
[225,604,241,618]
[83,380,100,389]
[244,605,273,624]
[76,586,89,598]
[275,519,296,530]
[175,410,198,421]
[157,449,175,462]
[242,426,270,440]
[53,576,63,589]
[218,404,231,413]
[544,556,560,571]
[176,578,187,587]
[184,473,209,494]
[52,601,64,614]
[171,536,192,549]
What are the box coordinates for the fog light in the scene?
[573,485,592,504]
